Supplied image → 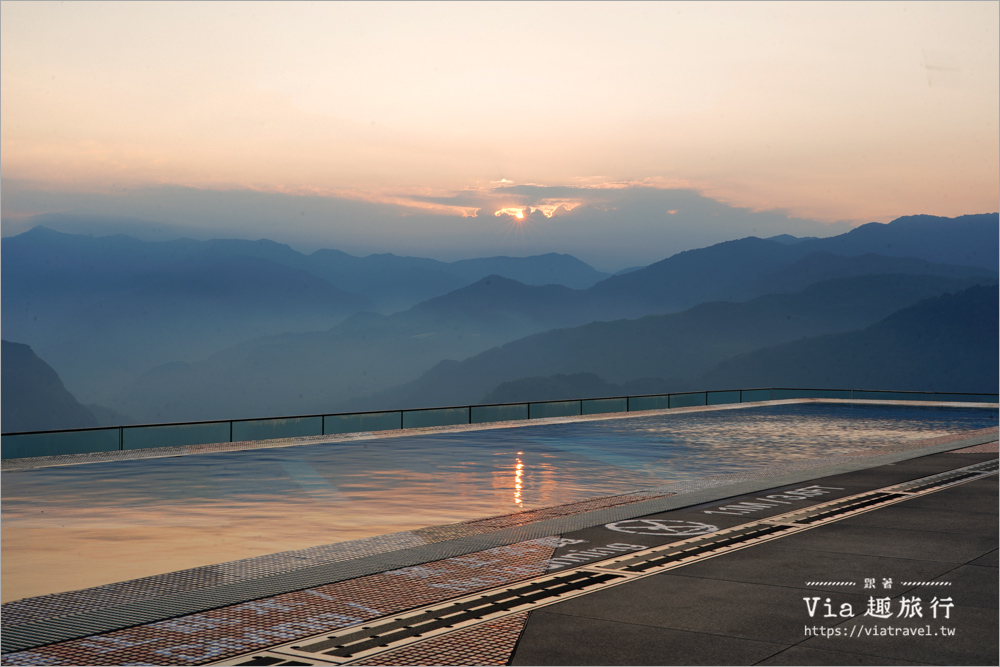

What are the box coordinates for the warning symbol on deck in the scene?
[605,519,719,536]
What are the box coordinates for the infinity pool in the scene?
[2,402,995,601]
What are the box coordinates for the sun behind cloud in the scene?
[494,207,525,219]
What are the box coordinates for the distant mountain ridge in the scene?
[331,273,996,413]
[475,284,1000,402]
[699,284,999,393]
[106,275,599,422]
[4,225,610,308]
[1,340,98,432]
[2,212,996,426]
[794,214,998,269]
[586,213,998,316]
[2,227,610,403]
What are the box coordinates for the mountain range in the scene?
[339,274,995,412]
[2,212,997,429]
[698,284,998,393]
[1,227,610,403]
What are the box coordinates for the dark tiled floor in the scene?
[969,549,998,568]
[511,452,998,666]
[763,523,996,563]
[669,545,959,592]
[520,575,872,645]
[511,611,787,666]
[800,606,999,666]
[756,644,926,666]
[892,477,997,514]
[833,503,998,537]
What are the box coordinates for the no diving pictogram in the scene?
[605,519,719,536]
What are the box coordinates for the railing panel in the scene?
[471,403,528,424]
[854,390,938,402]
[740,389,772,403]
[707,390,741,406]
[628,394,670,412]
[324,411,401,435]
[530,400,581,419]
[403,407,470,430]
[670,392,707,408]
[1,429,120,459]
[123,422,230,450]
[933,393,1000,403]
[851,390,999,403]
[772,388,852,400]
[582,397,627,415]
[232,416,322,442]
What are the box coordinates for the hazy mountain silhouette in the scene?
[3,226,609,313]
[3,213,997,427]
[478,282,999,401]
[107,276,597,422]
[481,373,676,404]
[699,284,999,393]
[4,244,371,402]
[585,213,997,317]
[739,252,992,300]
[794,214,998,269]
[2,227,609,404]
[340,273,995,412]
[765,234,818,244]
[1,340,98,432]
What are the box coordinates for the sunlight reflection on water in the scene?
[2,403,995,600]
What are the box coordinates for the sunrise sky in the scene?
[2,1,997,269]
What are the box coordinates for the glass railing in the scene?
[2,388,996,460]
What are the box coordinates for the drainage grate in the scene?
[304,570,621,658]
[891,459,998,494]
[968,459,999,473]
[601,523,794,573]
[899,471,983,493]
[777,492,907,525]
[223,570,623,665]
[215,457,997,666]
[227,651,345,666]
[233,657,319,666]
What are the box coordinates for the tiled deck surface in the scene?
[1,420,996,665]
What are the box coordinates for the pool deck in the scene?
[0,420,996,665]
[508,443,998,667]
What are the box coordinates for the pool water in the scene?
[2,403,995,601]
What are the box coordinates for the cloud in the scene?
[2,180,855,271]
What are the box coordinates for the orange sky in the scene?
[2,1,997,233]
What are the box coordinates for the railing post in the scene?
[119,426,123,451]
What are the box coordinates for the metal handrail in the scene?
[2,387,997,460]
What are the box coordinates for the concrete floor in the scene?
[510,452,998,666]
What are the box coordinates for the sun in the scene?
[494,207,526,220]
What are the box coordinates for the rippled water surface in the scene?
[2,403,995,600]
